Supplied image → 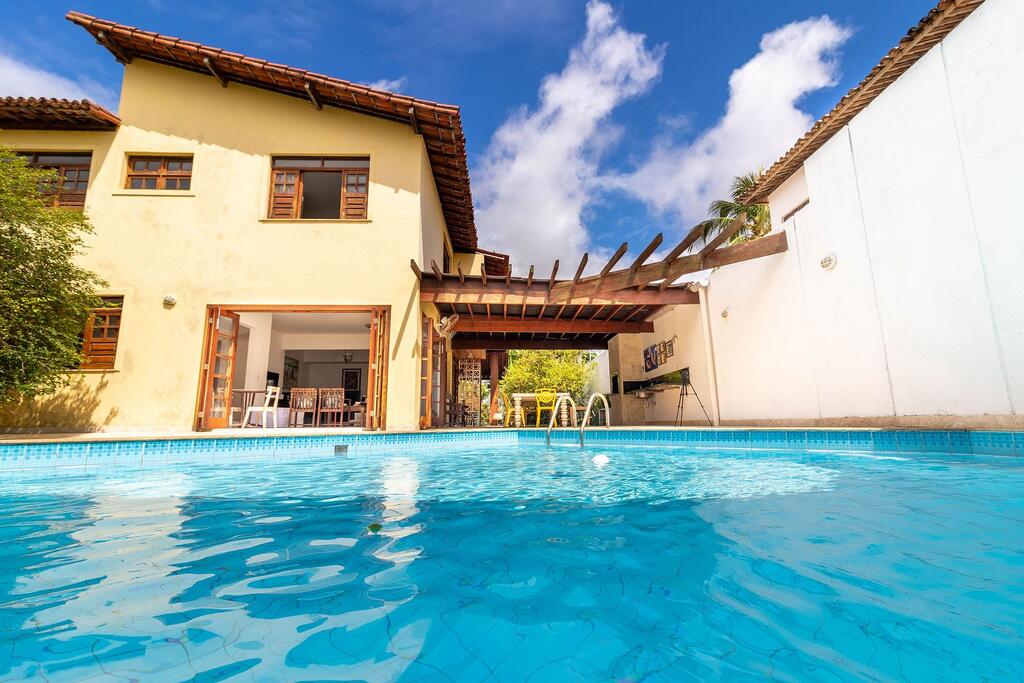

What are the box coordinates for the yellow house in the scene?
[0,12,500,433]
[2,13,781,435]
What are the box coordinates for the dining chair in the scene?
[499,389,521,427]
[241,385,281,429]
[534,388,558,427]
[288,387,318,427]
[317,388,346,427]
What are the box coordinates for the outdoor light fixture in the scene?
[163,295,177,307]
[820,253,838,270]
[721,308,730,319]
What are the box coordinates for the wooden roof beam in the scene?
[451,337,608,351]
[408,105,420,135]
[625,233,663,286]
[430,259,444,282]
[480,262,488,286]
[596,242,628,291]
[202,56,228,87]
[547,260,560,290]
[526,265,534,288]
[409,259,423,281]
[699,214,746,256]
[453,318,653,335]
[96,30,132,64]
[456,262,465,285]
[548,229,788,302]
[420,288,698,306]
[304,81,323,110]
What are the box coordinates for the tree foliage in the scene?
[499,350,597,403]
[0,148,105,400]
[696,170,772,245]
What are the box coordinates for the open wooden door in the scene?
[199,308,240,430]
[366,306,390,430]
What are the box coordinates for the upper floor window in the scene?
[269,157,369,220]
[126,155,192,190]
[80,296,124,370]
[19,152,92,209]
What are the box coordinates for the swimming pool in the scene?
[1,431,1022,681]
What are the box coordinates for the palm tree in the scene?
[696,170,771,246]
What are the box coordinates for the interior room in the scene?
[230,311,371,427]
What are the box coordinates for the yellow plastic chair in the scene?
[534,388,558,427]
[499,389,521,427]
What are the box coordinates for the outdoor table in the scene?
[511,392,576,428]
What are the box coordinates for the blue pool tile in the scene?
[847,431,872,452]
[947,431,972,455]
[970,431,1016,457]
[921,431,951,454]
[826,431,852,452]
[871,431,899,453]
[806,431,829,451]
[784,431,807,451]
[897,431,925,454]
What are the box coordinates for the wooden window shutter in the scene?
[270,170,299,218]
[80,298,123,370]
[342,170,368,219]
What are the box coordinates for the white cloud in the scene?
[0,48,117,108]
[607,16,852,228]
[366,77,407,92]
[473,0,664,271]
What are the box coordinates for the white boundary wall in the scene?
[642,0,1023,426]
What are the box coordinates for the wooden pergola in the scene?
[414,216,789,350]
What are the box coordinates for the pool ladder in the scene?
[545,393,611,446]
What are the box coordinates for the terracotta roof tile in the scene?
[0,97,120,130]
[65,10,478,250]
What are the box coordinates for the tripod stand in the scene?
[675,380,712,426]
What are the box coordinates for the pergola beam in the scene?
[548,229,787,302]
[420,285,698,306]
[451,337,608,350]
[454,319,653,334]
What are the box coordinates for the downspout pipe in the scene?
[693,282,722,426]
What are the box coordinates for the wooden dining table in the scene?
[510,392,576,428]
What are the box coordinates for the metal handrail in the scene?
[545,395,578,446]
[579,393,611,446]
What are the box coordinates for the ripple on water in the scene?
[0,444,1021,682]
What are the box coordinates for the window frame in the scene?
[80,296,124,371]
[18,151,93,209]
[267,156,369,220]
[125,155,193,191]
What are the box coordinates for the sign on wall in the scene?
[642,338,675,373]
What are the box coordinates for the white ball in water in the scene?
[592,454,610,466]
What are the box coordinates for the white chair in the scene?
[241,386,281,429]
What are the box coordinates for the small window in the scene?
[125,155,193,190]
[80,297,124,370]
[18,152,92,209]
[269,157,369,219]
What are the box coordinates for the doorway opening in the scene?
[194,305,390,431]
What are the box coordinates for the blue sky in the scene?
[0,1,934,269]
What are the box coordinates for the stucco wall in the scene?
[1,60,447,431]
[648,0,1022,427]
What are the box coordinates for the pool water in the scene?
[1,443,1022,681]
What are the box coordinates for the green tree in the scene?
[0,148,105,401]
[696,169,772,245]
[499,350,597,403]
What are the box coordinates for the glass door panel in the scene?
[202,308,240,429]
